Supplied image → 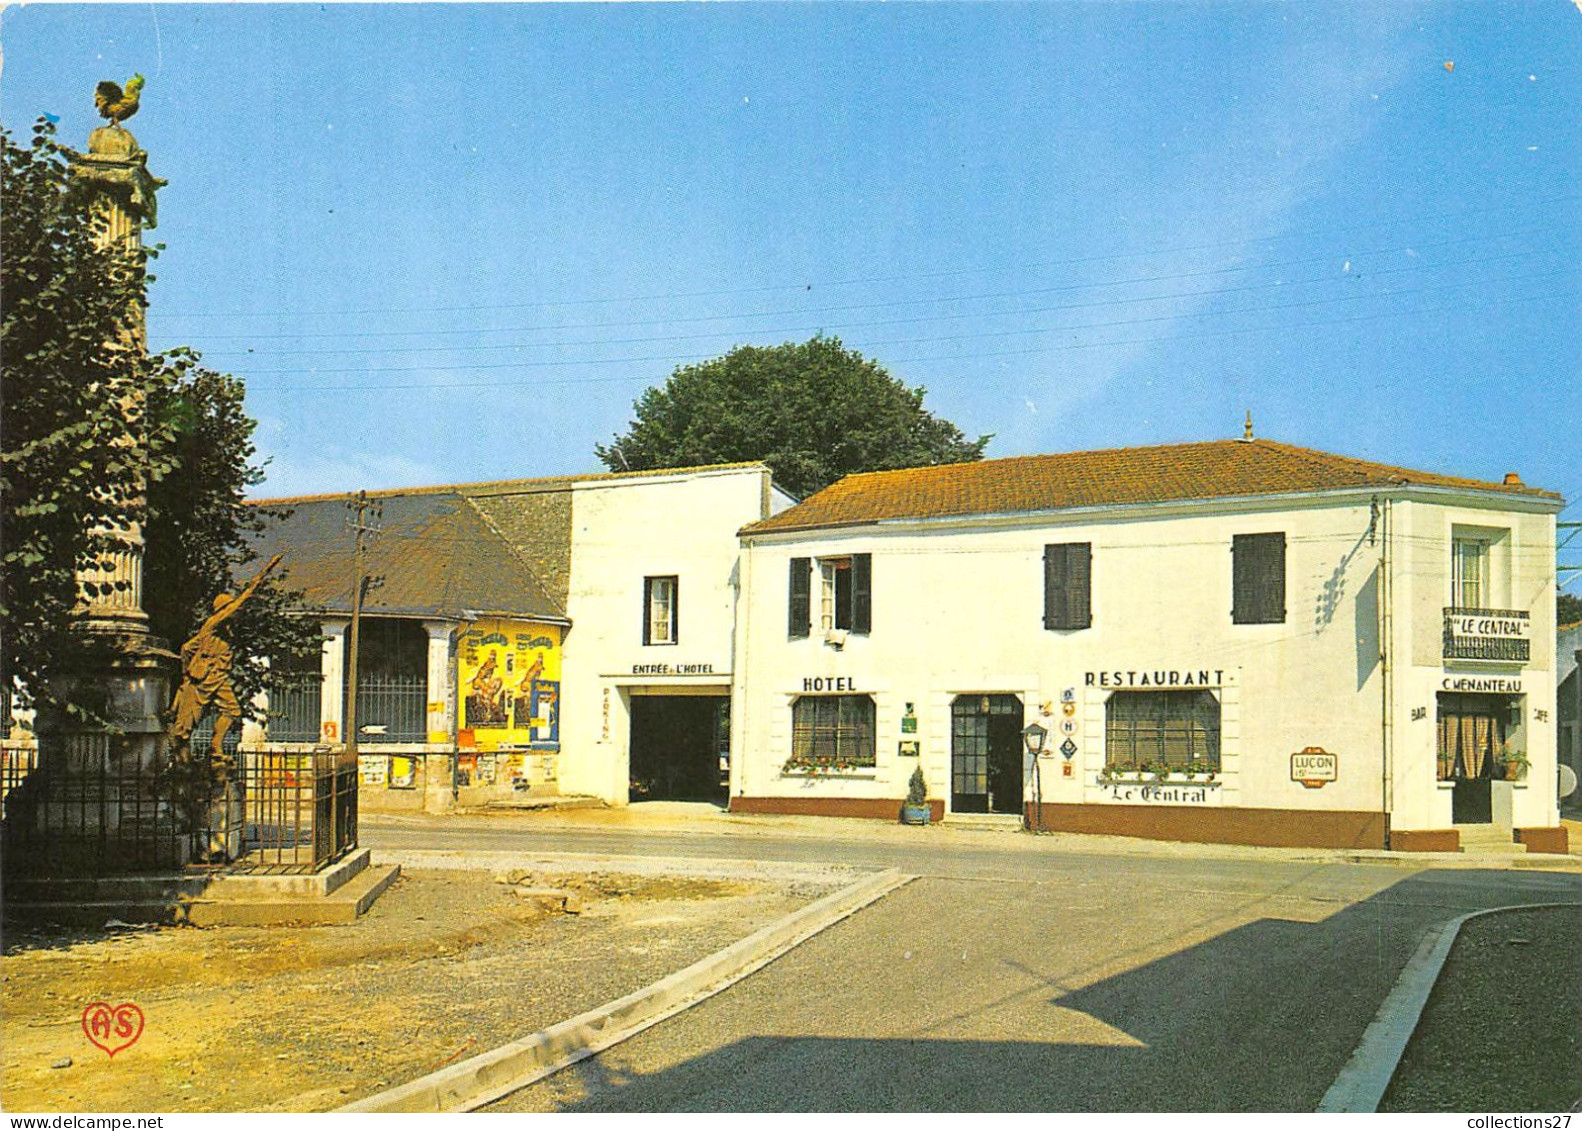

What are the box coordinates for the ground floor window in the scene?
[789,695,876,769]
[1104,690,1220,772]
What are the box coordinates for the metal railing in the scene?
[266,674,324,744]
[2,736,357,876]
[1443,606,1531,663]
[352,673,427,744]
[233,748,357,873]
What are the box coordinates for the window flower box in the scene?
[1098,763,1220,786]
[780,757,876,779]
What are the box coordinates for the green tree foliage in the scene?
[597,335,990,498]
[1,120,312,717]
[1559,590,1582,627]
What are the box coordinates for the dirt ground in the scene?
[1,868,836,1113]
[1381,905,1582,1113]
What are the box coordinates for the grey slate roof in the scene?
[249,493,565,622]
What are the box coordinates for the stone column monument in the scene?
[8,91,190,874]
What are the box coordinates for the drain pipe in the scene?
[1378,497,1394,843]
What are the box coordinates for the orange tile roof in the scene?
[742,439,1562,535]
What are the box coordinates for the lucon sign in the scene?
[1291,747,1337,789]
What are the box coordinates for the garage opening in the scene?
[629,695,729,802]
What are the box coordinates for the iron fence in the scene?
[352,674,427,744]
[231,748,357,873]
[267,673,324,744]
[1,736,357,876]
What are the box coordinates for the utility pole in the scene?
[344,492,383,764]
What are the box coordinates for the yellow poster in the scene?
[458,619,562,750]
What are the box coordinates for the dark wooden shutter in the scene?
[789,558,811,638]
[642,577,653,645]
[670,578,679,644]
[1233,533,1286,624]
[1044,544,1091,630]
[851,553,872,634]
[1044,545,1064,629]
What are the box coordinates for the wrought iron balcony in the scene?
[1443,606,1530,663]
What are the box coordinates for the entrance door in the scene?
[951,695,1023,814]
[629,696,729,802]
[1437,693,1508,825]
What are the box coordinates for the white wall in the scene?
[734,489,1561,832]
[1389,498,1559,831]
[558,466,771,802]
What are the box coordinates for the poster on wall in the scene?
[456,753,477,787]
[458,619,562,750]
[389,756,417,789]
[359,755,387,786]
[476,753,497,785]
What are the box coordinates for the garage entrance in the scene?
[629,695,730,802]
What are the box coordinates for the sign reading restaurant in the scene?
[1086,669,1226,688]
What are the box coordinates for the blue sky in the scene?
[3,3,1579,575]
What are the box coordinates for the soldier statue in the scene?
[168,554,283,769]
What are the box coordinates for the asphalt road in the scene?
[362,815,1582,1112]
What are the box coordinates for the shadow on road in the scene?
[525,867,1580,1112]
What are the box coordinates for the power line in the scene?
[147,199,1578,322]
[197,253,1559,361]
[236,285,1579,392]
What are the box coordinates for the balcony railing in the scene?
[1443,607,1531,663]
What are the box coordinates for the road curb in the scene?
[335,866,913,1113]
[1317,902,1578,1113]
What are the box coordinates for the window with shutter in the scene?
[788,558,811,638]
[1232,532,1285,624]
[809,554,871,634]
[851,553,872,634]
[1044,543,1092,630]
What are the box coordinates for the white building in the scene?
[246,463,788,811]
[729,437,1568,852]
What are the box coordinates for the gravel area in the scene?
[1,867,837,1113]
[1380,906,1582,1113]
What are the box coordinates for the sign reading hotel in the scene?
[631,662,716,676]
[1291,747,1338,789]
[459,619,561,750]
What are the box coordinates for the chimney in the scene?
[1503,472,1523,487]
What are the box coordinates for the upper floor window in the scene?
[643,576,677,645]
[1451,536,1489,609]
[1232,532,1286,624]
[1043,543,1092,630]
[789,554,870,638]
